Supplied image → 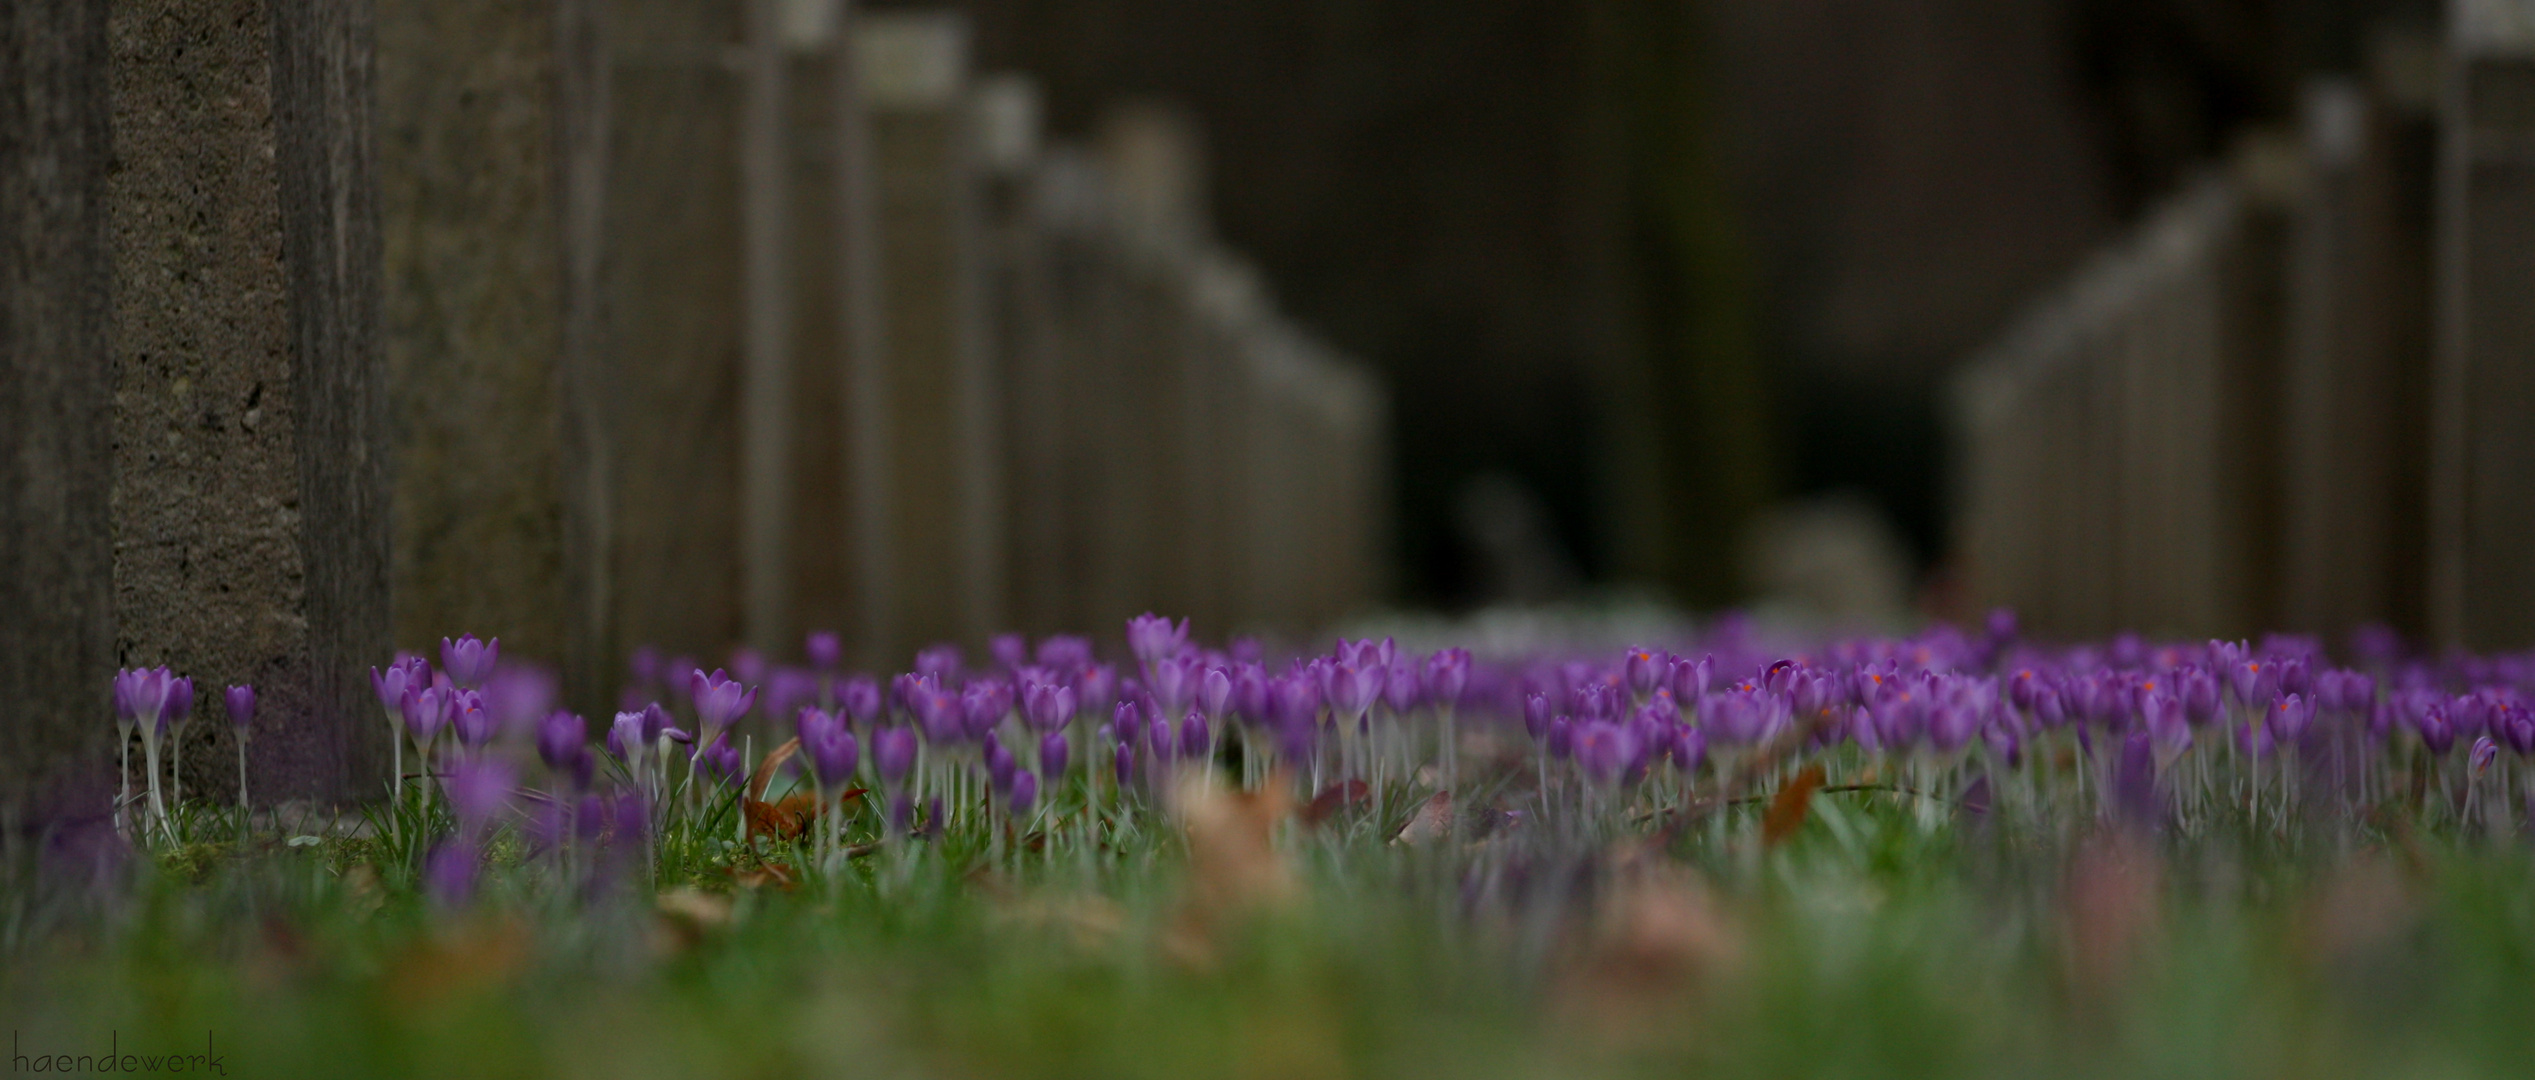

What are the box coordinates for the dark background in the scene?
[914,0,2435,611]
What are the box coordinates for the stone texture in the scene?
[859,11,1003,656]
[108,0,389,803]
[605,0,747,664]
[379,0,578,684]
[0,0,117,796]
[2279,75,2435,643]
[2432,0,2535,650]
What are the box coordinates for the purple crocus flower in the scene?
[2471,735,2499,779]
[162,677,194,734]
[1546,717,1574,760]
[699,736,745,789]
[440,634,499,688]
[842,675,884,725]
[2419,704,2455,756]
[1574,721,1637,785]
[1024,680,1077,733]
[1673,727,1708,773]
[402,686,453,745]
[984,732,1017,791]
[1036,635,1095,671]
[914,643,962,679]
[1149,654,1197,717]
[1039,730,1070,781]
[1126,613,1189,669]
[1624,648,1664,698]
[539,710,590,786]
[608,711,645,765]
[424,839,479,906]
[444,756,516,838]
[806,630,843,670]
[371,656,430,715]
[2265,693,2314,746]
[1199,667,1234,722]
[1147,709,1176,762]
[730,647,768,686]
[1180,711,1211,760]
[1075,664,1119,719]
[1523,692,1553,741]
[801,709,859,785]
[1114,741,1136,786]
[1008,770,1039,816]
[874,726,918,787]
[450,690,497,748]
[1112,700,1140,745]
[1382,664,1423,714]
[2501,704,2535,756]
[991,633,1029,672]
[689,668,758,734]
[225,684,256,731]
[1424,649,1471,710]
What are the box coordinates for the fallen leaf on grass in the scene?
[1554,854,1745,1045]
[1167,773,1298,967]
[1391,790,1452,845]
[1761,763,1826,847]
[654,887,735,955]
[1300,780,1369,826]
[741,737,866,844]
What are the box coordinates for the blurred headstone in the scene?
[1,0,116,792]
[377,0,614,705]
[1455,474,1583,608]
[976,76,1078,638]
[2432,0,2535,650]
[2279,70,2435,644]
[1742,495,1911,630]
[858,10,1004,654]
[605,0,748,663]
[107,0,388,801]
[781,0,894,668]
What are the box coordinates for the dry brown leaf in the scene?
[1391,790,1453,845]
[1169,773,1299,966]
[1761,763,1827,847]
[1554,857,1744,1045]
[654,887,735,955]
[1300,780,1369,826]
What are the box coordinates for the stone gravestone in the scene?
[778,0,895,668]
[1,0,117,796]
[2279,69,2436,643]
[973,75,1078,639]
[604,0,749,666]
[857,11,1004,657]
[376,0,613,706]
[107,0,389,802]
[1098,104,1212,628]
[2432,0,2535,651]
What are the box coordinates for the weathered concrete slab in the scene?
[2432,0,2535,650]
[858,11,1003,655]
[1,0,117,795]
[108,0,389,802]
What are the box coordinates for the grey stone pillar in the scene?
[605,0,746,663]
[2432,0,2535,650]
[377,0,614,706]
[2279,73,2436,643]
[976,76,1075,638]
[857,11,1002,656]
[108,0,389,802]
[1,0,116,795]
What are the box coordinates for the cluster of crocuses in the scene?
[113,611,2535,893]
[107,665,254,840]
